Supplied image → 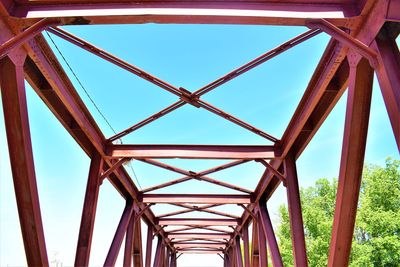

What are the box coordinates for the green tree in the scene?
[277,158,400,267]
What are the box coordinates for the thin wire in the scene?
[45,31,142,189]
[127,161,142,190]
[45,31,118,135]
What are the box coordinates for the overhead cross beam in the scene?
[107,144,279,159]
[9,1,354,26]
[174,243,227,249]
[142,194,253,204]
[168,233,231,239]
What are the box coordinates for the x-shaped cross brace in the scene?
[48,26,321,144]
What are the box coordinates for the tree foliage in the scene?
[277,158,400,266]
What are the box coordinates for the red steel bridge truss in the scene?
[0,0,399,266]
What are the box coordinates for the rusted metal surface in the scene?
[373,24,400,152]
[75,153,104,266]
[107,144,279,159]
[257,202,283,267]
[285,153,308,267]
[0,0,398,265]
[0,54,49,267]
[328,54,374,267]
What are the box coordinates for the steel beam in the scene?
[10,1,353,26]
[307,19,378,65]
[0,18,57,58]
[123,212,136,267]
[174,243,226,249]
[177,250,224,254]
[168,233,231,240]
[75,153,104,266]
[0,54,49,267]
[386,0,400,21]
[174,239,227,244]
[159,218,239,226]
[225,251,231,267]
[250,221,260,267]
[145,224,153,267]
[328,55,373,266]
[107,144,278,159]
[258,202,283,267]
[242,225,250,267]
[170,252,177,267]
[285,154,308,267]
[257,217,268,267]
[234,236,244,267]
[159,243,165,267]
[100,158,130,182]
[229,248,235,267]
[143,194,252,204]
[104,201,135,266]
[373,25,400,152]
[133,218,144,267]
[153,237,163,267]
[164,247,170,267]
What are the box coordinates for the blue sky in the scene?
[0,24,398,266]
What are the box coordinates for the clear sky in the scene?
[0,23,398,267]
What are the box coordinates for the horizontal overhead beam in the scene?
[107,144,279,159]
[175,243,226,249]
[174,242,226,245]
[177,250,223,254]
[11,2,354,26]
[168,233,231,239]
[158,218,239,226]
[142,194,253,204]
[177,248,224,252]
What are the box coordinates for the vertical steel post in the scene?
[229,247,236,267]
[251,220,260,267]
[104,200,135,266]
[328,53,373,267]
[133,218,143,267]
[145,224,154,267]
[164,246,171,267]
[160,243,165,267]
[257,215,267,267]
[258,202,283,267]
[223,253,227,267]
[123,212,136,267]
[0,54,49,267]
[235,235,244,267]
[75,152,104,266]
[153,236,163,267]
[373,26,400,152]
[169,252,176,267]
[285,154,308,266]
[242,225,251,267]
